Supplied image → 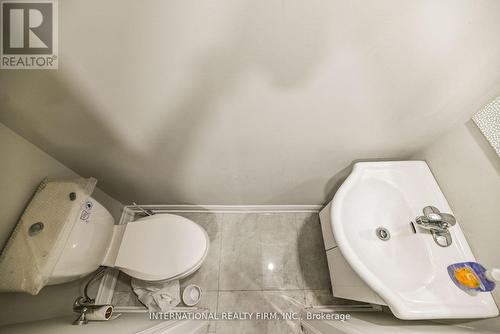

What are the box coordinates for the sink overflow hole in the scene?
[409,222,417,234]
[376,227,390,241]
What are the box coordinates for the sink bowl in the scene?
[331,161,499,320]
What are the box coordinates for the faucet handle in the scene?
[440,213,456,226]
[423,206,440,216]
[422,206,442,222]
[422,206,456,226]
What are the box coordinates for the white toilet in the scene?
[48,198,209,285]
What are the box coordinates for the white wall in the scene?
[413,121,500,332]
[1,0,500,205]
[0,123,124,326]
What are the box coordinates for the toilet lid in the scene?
[114,214,209,281]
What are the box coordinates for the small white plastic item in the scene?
[485,268,500,282]
[182,284,202,306]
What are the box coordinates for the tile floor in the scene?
[112,212,349,333]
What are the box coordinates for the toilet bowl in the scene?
[48,198,209,285]
[108,214,209,281]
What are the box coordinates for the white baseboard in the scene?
[125,204,322,213]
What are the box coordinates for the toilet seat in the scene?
[112,214,209,281]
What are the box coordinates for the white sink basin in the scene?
[331,161,499,320]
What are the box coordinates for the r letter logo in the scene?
[1,0,58,69]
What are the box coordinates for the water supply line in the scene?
[72,267,107,325]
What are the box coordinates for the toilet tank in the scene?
[48,197,115,285]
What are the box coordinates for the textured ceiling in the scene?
[1,0,500,205]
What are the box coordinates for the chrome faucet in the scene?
[415,206,456,247]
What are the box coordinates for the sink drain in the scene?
[376,227,390,241]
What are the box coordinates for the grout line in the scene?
[216,288,316,292]
[214,213,224,334]
[294,212,306,290]
[258,213,264,292]
[201,288,331,293]
[216,213,224,314]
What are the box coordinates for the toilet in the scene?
[47,198,209,285]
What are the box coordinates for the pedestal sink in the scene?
[320,161,498,320]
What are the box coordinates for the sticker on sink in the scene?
[80,200,93,223]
